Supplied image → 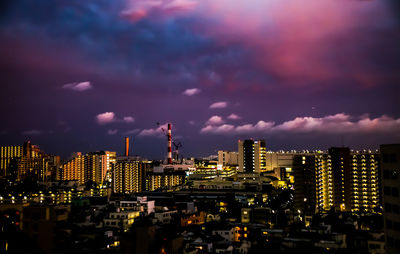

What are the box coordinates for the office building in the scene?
[238,139,266,172]
[381,144,400,253]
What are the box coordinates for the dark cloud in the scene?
[0,0,399,158]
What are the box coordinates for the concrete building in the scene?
[293,154,318,215]
[265,151,295,172]
[0,145,23,177]
[218,151,238,166]
[238,140,266,172]
[22,205,70,254]
[110,197,155,215]
[350,151,380,213]
[104,209,140,232]
[381,144,400,254]
[145,168,186,191]
[62,151,116,186]
[113,158,150,194]
[293,148,381,214]
[62,152,85,184]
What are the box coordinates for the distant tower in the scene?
[167,123,172,164]
[23,140,32,158]
[125,137,129,157]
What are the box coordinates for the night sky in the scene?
[1,0,400,159]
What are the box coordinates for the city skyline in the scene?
[1,0,400,158]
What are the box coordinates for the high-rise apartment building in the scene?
[63,152,85,184]
[238,139,266,172]
[113,158,150,194]
[2,141,57,182]
[293,154,318,215]
[350,151,380,213]
[381,144,400,253]
[0,145,23,177]
[146,169,186,191]
[102,151,116,184]
[293,148,381,214]
[328,147,352,211]
[62,151,116,185]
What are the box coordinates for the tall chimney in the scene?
[125,137,129,157]
[167,123,172,164]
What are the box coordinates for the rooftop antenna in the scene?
[173,141,182,162]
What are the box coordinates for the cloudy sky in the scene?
[1,0,400,159]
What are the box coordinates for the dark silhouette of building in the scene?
[381,144,400,254]
[22,205,70,254]
[293,154,317,215]
[238,139,266,172]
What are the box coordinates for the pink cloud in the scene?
[200,113,400,135]
[206,115,224,125]
[227,113,241,120]
[189,0,394,87]
[123,116,135,123]
[138,123,168,137]
[96,112,116,125]
[121,0,197,22]
[209,101,227,109]
[200,124,234,134]
[63,81,92,91]
[96,112,135,125]
[183,88,201,96]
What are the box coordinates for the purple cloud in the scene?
[121,0,197,22]
[183,88,201,96]
[227,113,241,120]
[138,123,168,137]
[123,116,135,123]
[63,81,92,91]
[96,112,116,125]
[96,113,135,125]
[201,124,235,134]
[206,115,224,126]
[209,101,228,109]
[107,129,118,135]
[201,113,400,135]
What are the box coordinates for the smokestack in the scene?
[167,123,172,164]
[125,137,129,157]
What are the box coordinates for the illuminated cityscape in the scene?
[1,0,400,253]
[1,137,399,253]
